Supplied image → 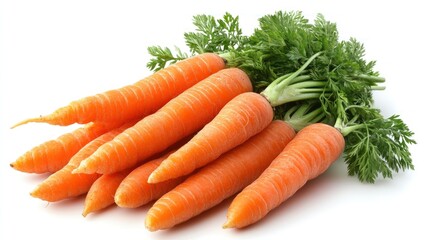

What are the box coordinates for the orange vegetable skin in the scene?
[82,168,133,217]
[224,123,345,228]
[145,120,296,231]
[148,92,274,183]
[12,53,225,127]
[74,68,252,175]
[10,121,120,173]
[30,121,135,202]
[115,152,187,208]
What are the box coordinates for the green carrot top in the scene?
[146,11,415,183]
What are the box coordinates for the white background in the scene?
[1,0,428,239]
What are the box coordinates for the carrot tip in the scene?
[82,210,89,217]
[145,219,157,232]
[29,186,47,200]
[114,194,124,207]
[222,221,234,229]
[146,174,156,184]
[10,162,23,172]
[29,190,37,198]
[147,169,169,183]
[10,117,42,129]
[71,163,88,174]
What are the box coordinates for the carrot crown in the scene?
[146,11,415,183]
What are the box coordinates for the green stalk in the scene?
[356,74,385,83]
[283,103,327,131]
[261,52,323,106]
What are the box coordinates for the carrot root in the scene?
[223,123,345,228]
[148,92,274,184]
[12,53,226,127]
[145,120,296,231]
[72,68,252,175]
[10,121,122,174]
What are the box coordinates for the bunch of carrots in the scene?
[10,11,415,231]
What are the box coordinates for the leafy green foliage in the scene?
[145,10,415,183]
[184,12,249,54]
[146,12,248,72]
[146,46,188,71]
[341,108,416,183]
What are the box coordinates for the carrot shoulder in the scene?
[223,123,345,229]
[148,92,274,183]
[10,121,120,173]
[12,53,225,127]
[30,121,135,202]
[145,120,296,231]
[73,68,252,175]
[114,151,187,208]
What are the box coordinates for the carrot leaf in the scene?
[184,12,249,54]
[145,10,416,183]
[339,109,416,183]
[146,46,189,71]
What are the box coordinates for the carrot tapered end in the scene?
[147,163,174,184]
[147,172,159,184]
[10,117,45,129]
[82,207,90,217]
[114,192,129,208]
[222,220,235,229]
[72,161,92,174]
[30,184,57,202]
[29,187,42,200]
[145,218,159,232]
[10,160,25,172]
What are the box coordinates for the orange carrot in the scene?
[148,92,274,184]
[82,168,133,217]
[145,120,296,231]
[30,121,135,202]
[10,121,121,173]
[114,151,187,208]
[223,123,345,228]
[73,68,252,175]
[12,53,225,128]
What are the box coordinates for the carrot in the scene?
[223,123,345,228]
[145,120,296,231]
[82,168,133,217]
[85,135,193,214]
[114,151,187,208]
[73,68,252,175]
[12,53,225,128]
[10,121,120,173]
[30,121,135,202]
[148,92,274,184]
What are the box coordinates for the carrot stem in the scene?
[261,51,323,106]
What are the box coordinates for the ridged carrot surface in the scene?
[12,53,225,127]
[73,68,252,175]
[223,123,345,228]
[10,121,120,173]
[145,120,296,231]
[115,151,187,208]
[30,122,134,202]
[148,92,274,183]
[82,168,133,217]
